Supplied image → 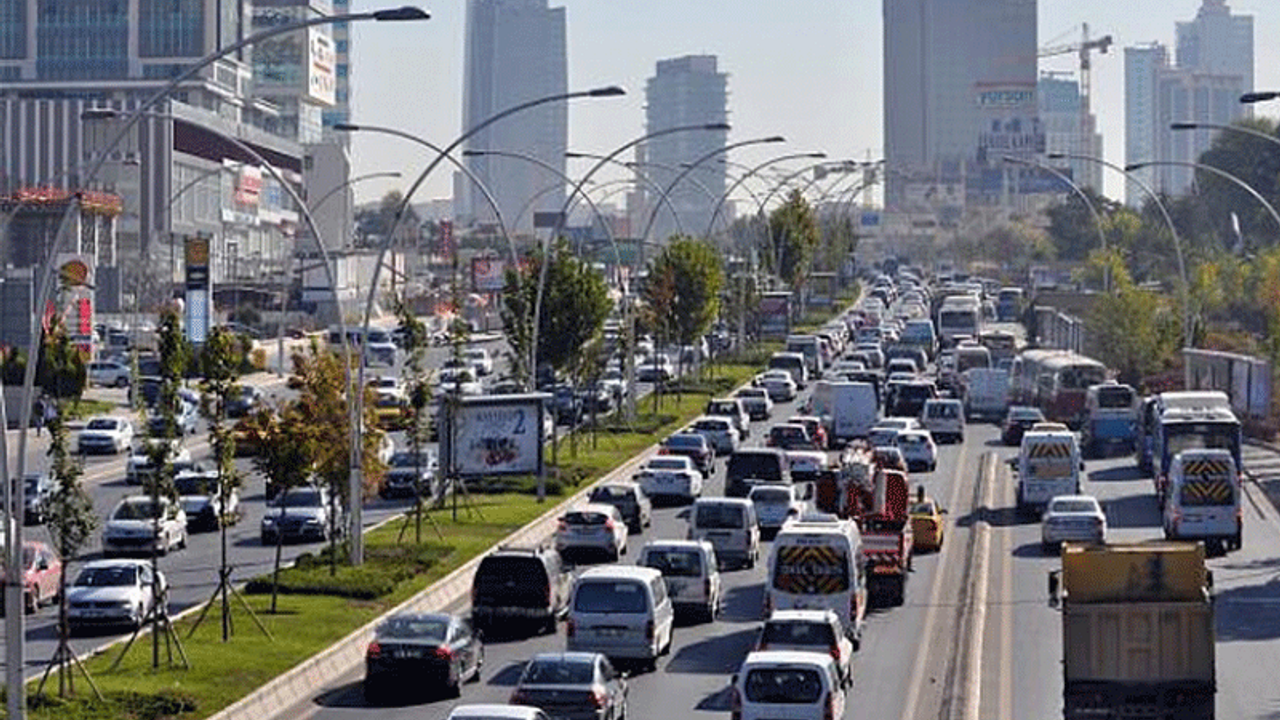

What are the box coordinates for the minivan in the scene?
[732,650,846,720]
[687,497,760,570]
[638,540,721,622]
[470,546,570,635]
[725,448,790,498]
[921,398,965,444]
[566,566,674,670]
[768,352,809,390]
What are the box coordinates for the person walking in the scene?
[33,397,44,436]
[42,397,56,435]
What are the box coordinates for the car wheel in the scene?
[116,377,129,388]
[178,529,188,550]
[24,587,38,614]
[471,645,485,682]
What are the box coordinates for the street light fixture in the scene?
[1240,91,1280,104]
[565,152,690,237]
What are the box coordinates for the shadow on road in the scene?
[485,660,527,687]
[1103,494,1161,529]
[1215,574,1280,643]
[664,626,756,675]
[695,685,736,712]
[718,582,764,623]
[1088,466,1145,483]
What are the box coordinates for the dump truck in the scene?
[1048,542,1215,720]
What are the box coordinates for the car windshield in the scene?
[1097,386,1134,408]
[86,419,118,431]
[591,486,634,502]
[750,488,791,504]
[1051,500,1098,514]
[112,500,162,520]
[744,667,824,704]
[377,617,448,642]
[75,566,137,587]
[390,452,431,468]
[1011,408,1044,422]
[695,503,744,529]
[897,435,927,447]
[521,659,595,685]
[708,402,736,415]
[174,476,216,495]
[643,549,702,577]
[694,420,726,432]
[738,389,767,400]
[761,620,836,647]
[910,502,936,515]
[272,489,323,508]
[563,511,608,526]
[665,435,704,450]
[574,581,647,613]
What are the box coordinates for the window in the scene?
[574,581,647,613]
[744,668,823,704]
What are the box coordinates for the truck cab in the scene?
[1016,426,1083,517]
[1164,449,1242,552]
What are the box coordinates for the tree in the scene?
[395,300,434,542]
[1045,186,1122,261]
[1196,117,1280,250]
[768,190,820,298]
[1085,250,1182,387]
[644,236,724,374]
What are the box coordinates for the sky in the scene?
[345,0,1280,208]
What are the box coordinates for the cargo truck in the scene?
[1048,542,1215,720]
[856,468,913,607]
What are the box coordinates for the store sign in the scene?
[975,83,1044,160]
[471,257,506,293]
[235,165,263,206]
[308,29,337,106]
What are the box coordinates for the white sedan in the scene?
[87,360,131,388]
[554,503,628,561]
[66,559,168,631]
[895,429,938,472]
[78,416,134,455]
[1041,495,1107,552]
[102,495,188,557]
[755,370,798,402]
[687,415,740,455]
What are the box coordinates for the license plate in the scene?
[597,628,623,637]
[392,648,422,659]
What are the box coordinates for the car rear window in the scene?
[1051,500,1097,514]
[666,434,704,449]
[744,667,824,704]
[574,580,648,613]
[728,453,783,481]
[522,658,595,685]
[695,503,744,529]
[761,620,836,648]
[564,511,608,526]
[377,617,447,641]
[590,486,634,502]
[642,549,702,577]
[475,556,548,587]
[750,487,791,503]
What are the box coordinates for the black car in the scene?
[551,385,584,425]
[363,612,483,701]
[224,386,264,419]
[469,546,570,636]
[1002,405,1047,446]
[588,482,652,534]
[577,382,614,415]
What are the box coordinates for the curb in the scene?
[207,439,662,720]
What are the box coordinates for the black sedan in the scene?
[1001,405,1047,446]
[364,612,483,701]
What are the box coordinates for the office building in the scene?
[1038,74,1103,192]
[1177,0,1253,92]
[882,0,1040,212]
[642,55,729,245]
[460,0,567,236]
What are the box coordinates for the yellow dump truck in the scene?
[1048,541,1215,720]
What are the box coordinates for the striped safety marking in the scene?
[774,545,845,594]
[1182,478,1233,504]
[1182,458,1233,478]
[1027,442,1073,458]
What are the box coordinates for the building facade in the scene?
[882,0,1041,213]
[1177,0,1253,93]
[460,0,568,236]
[1038,74,1103,192]
[642,55,729,245]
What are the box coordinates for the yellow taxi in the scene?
[909,492,946,552]
[372,391,411,430]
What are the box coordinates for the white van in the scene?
[1016,426,1083,516]
[732,650,846,720]
[766,515,866,647]
[1164,449,1242,551]
[785,335,824,379]
[687,497,760,570]
[921,398,965,444]
[810,381,879,444]
[566,566,675,669]
[768,352,809,390]
[638,540,721,622]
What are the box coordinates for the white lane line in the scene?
[900,440,969,720]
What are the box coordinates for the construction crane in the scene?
[1040,23,1113,144]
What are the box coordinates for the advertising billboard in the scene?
[975,83,1045,161]
[307,29,337,106]
[471,257,506,293]
[441,394,550,477]
[184,236,211,344]
[759,291,792,339]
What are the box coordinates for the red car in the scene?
[788,416,828,450]
[2,541,62,614]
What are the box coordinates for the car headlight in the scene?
[262,517,276,527]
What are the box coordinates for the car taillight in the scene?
[830,643,841,660]
[658,448,670,455]
[592,690,608,708]
[434,646,453,660]
[729,687,742,720]
[645,619,654,642]
[823,691,836,720]
[604,519,616,533]
[566,618,576,638]
[365,641,382,658]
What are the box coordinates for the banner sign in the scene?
[471,257,506,293]
[441,394,551,477]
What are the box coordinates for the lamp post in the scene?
[1050,151,1191,345]
[565,152,690,238]
[756,159,840,280]
[1127,158,1280,236]
[1001,154,1110,291]
[703,152,827,241]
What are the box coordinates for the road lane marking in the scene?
[998,459,1013,720]
[900,440,969,720]
[957,453,994,720]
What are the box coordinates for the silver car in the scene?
[1041,495,1106,552]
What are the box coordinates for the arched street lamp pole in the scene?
[1128,158,1280,237]
[756,159,839,281]
[1002,154,1110,291]
[704,152,827,241]
[565,152,690,238]
[1050,151,1191,346]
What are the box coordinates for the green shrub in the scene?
[24,689,197,720]
[244,563,403,600]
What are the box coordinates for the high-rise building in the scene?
[1124,0,1252,203]
[642,55,729,245]
[252,0,339,145]
[1038,74,1103,192]
[460,0,567,235]
[883,0,1040,212]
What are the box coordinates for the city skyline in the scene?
[344,0,1280,208]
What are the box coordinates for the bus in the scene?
[1009,350,1107,427]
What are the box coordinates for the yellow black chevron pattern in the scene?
[773,545,845,594]
[1182,458,1232,478]
[1027,442,1073,458]
[1181,478,1232,504]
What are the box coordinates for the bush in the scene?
[243,542,452,600]
[25,689,197,720]
[250,348,267,370]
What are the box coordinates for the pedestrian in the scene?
[43,398,56,432]
[33,397,44,437]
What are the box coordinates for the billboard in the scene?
[759,291,792,339]
[185,236,211,344]
[975,83,1045,161]
[441,394,550,477]
[471,257,506,293]
[307,29,336,106]
[233,164,263,207]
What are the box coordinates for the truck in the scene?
[961,368,1010,421]
[854,467,913,606]
[1015,424,1083,517]
[1163,449,1242,552]
[1080,382,1139,458]
[1048,542,1215,720]
[810,381,879,445]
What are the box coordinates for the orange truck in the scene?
[856,468,914,606]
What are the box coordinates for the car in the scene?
[638,540,721,622]
[363,612,483,701]
[633,456,703,504]
[871,445,908,472]
[102,495,188,557]
[509,652,628,719]
[588,481,652,534]
[754,609,855,690]
[66,559,168,632]
[372,391,411,430]
[78,416,134,454]
[231,414,267,456]
[224,385,265,419]
[381,450,439,499]
[22,473,54,525]
[1041,495,1107,552]
[705,397,751,438]
[87,360,131,388]
[599,367,628,404]
[732,650,846,720]
[734,387,774,421]
[748,483,806,536]
[375,433,395,466]
[174,469,240,532]
[551,384,585,425]
[1,540,61,614]
[895,429,938,472]
[1002,405,1047,446]
[687,415,740,455]
[766,423,816,451]
[462,348,494,377]
[755,370,798,402]
[577,382,614,415]
[909,493,946,552]
[660,431,715,475]
[446,706,550,720]
[126,441,191,485]
[636,353,675,382]
[470,546,571,636]
[436,367,482,397]
[261,485,343,544]
[146,398,199,437]
[787,415,827,450]
[554,504,628,562]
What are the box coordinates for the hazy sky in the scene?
[345,0,1280,207]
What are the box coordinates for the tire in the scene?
[470,646,485,682]
[446,663,462,698]
[116,377,129,388]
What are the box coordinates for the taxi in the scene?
[908,490,946,552]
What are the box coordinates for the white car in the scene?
[734,387,774,421]
[635,455,704,503]
[367,376,406,401]
[687,415,740,455]
[1042,495,1107,551]
[87,360,131,388]
[554,503,628,561]
[895,429,938,472]
[375,433,395,466]
[638,540,721,622]
[748,483,806,533]
[637,353,675,383]
[66,559,168,631]
[755,370,798,402]
[463,348,494,376]
[78,416,134,454]
[436,367,482,396]
[126,441,191,485]
[102,495,189,557]
[756,609,855,690]
[174,469,241,531]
